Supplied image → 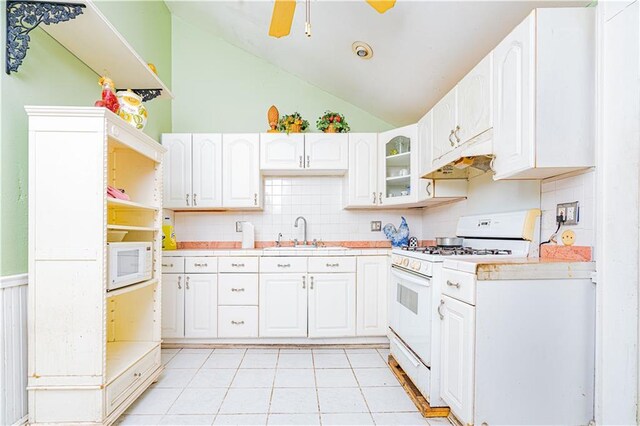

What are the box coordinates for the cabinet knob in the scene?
[231,288,245,292]
[310,276,314,290]
[372,192,376,204]
[177,276,182,290]
[379,192,383,205]
[186,193,190,206]
[193,193,198,206]
[302,275,306,289]
[449,130,456,146]
[162,263,173,268]
[426,181,432,197]
[186,276,190,290]
[454,125,461,143]
[254,193,258,206]
[306,155,310,168]
[277,263,291,268]
[326,263,339,268]
[194,263,208,267]
[231,320,245,325]
[231,263,245,268]
[299,156,303,168]
[446,280,460,289]
[438,299,445,320]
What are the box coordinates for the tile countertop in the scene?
[162,248,391,257]
[443,256,596,280]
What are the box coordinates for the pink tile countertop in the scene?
[163,248,391,257]
[443,256,595,280]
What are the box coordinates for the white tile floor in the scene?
[118,348,452,426]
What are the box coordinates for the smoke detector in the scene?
[352,42,373,59]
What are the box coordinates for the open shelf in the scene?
[40,0,172,99]
[386,175,411,184]
[107,198,159,211]
[107,278,158,298]
[106,341,159,384]
[385,152,411,166]
[107,224,159,232]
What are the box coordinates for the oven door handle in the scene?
[391,267,431,287]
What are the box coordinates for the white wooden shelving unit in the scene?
[27,106,166,425]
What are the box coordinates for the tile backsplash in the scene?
[174,177,423,244]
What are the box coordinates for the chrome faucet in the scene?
[276,233,283,248]
[294,216,308,246]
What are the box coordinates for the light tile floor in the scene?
[118,348,452,426]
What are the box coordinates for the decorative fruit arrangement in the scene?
[278,112,309,134]
[316,111,350,133]
[95,76,120,114]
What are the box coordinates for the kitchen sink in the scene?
[263,246,348,251]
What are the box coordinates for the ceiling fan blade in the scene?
[269,0,296,38]
[366,0,396,14]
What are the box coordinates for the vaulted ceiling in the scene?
[167,0,589,126]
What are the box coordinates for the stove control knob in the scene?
[411,261,421,271]
[392,256,400,265]
[402,258,409,267]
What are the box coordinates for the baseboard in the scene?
[12,414,27,426]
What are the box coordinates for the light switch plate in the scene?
[371,221,382,232]
[556,202,579,226]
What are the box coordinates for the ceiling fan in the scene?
[268,0,396,38]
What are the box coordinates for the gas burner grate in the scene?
[401,246,512,256]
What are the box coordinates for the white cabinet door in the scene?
[222,134,261,208]
[161,274,184,338]
[440,295,475,426]
[432,88,458,162]
[492,12,535,179]
[259,274,307,337]
[418,111,434,177]
[260,133,304,170]
[308,273,356,338]
[457,53,493,144]
[184,273,218,338]
[305,134,348,170]
[379,125,417,206]
[356,256,388,336]
[346,133,378,207]
[162,134,192,208]
[192,134,223,208]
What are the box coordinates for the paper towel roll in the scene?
[242,222,255,249]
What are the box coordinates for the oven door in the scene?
[109,245,146,290]
[390,266,432,367]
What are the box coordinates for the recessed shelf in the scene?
[107,198,159,211]
[106,278,158,298]
[385,152,411,166]
[107,224,159,232]
[106,341,159,384]
[386,175,411,184]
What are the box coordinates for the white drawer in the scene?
[441,268,476,305]
[185,257,218,273]
[219,257,259,273]
[162,257,184,273]
[218,306,258,337]
[106,346,160,414]
[390,334,419,386]
[260,257,307,273]
[218,274,258,305]
[308,256,356,273]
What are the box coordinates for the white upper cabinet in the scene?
[222,134,262,208]
[432,88,458,163]
[259,274,308,337]
[345,133,379,207]
[308,273,356,338]
[162,133,192,208]
[492,8,595,180]
[184,273,218,338]
[260,133,304,170]
[192,134,223,208]
[305,134,348,171]
[379,124,418,206]
[457,53,493,144]
[418,111,433,178]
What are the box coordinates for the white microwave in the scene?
[107,242,153,291]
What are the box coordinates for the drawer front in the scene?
[260,257,307,273]
[308,256,356,273]
[218,274,258,305]
[218,306,259,337]
[162,257,184,273]
[186,257,218,273]
[106,347,160,414]
[219,257,259,273]
[390,334,420,385]
[441,268,476,305]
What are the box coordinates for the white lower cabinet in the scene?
[440,295,476,426]
[219,306,258,338]
[308,273,356,338]
[356,256,388,336]
[161,273,185,338]
[259,273,308,337]
[184,274,218,338]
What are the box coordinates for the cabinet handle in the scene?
[438,299,445,320]
[454,125,461,143]
[254,193,258,206]
[194,262,208,267]
[134,372,141,378]
[162,263,173,268]
[379,192,383,205]
[326,263,339,267]
[306,155,310,168]
[448,130,456,146]
[310,276,314,290]
[446,280,460,289]
[231,263,245,268]
[186,193,190,206]
[299,156,303,168]
[186,276,190,290]
[372,192,377,204]
[302,275,306,289]
[231,320,245,325]
[177,275,182,290]
[231,288,245,292]
[193,193,198,206]
[277,263,291,268]
[426,181,432,197]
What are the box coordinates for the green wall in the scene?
[171,16,393,133]
[0,0,172,276]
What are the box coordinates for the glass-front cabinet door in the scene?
[379,124,418,205]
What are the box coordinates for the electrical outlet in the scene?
[236,221,243,232]
[371,221,382,232]
[556,202,579,226]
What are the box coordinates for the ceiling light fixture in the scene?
[352,42,373,59]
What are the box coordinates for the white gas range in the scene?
[388,209,540,408]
